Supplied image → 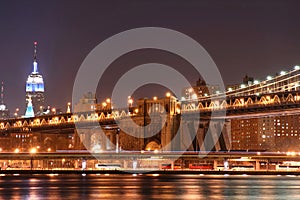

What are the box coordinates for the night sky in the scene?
[1,0,300,113]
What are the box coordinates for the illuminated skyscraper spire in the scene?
[25,41,45,115]
[32,41,38,74]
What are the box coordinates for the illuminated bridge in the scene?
[1,66,300,153]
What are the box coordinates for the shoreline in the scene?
[1,169,300,176]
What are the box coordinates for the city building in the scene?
[226,75,254,92]
[25,42,45,116]
[24,97,35,118]
[73,92,97,113]
[0,82,9,119]
[230,115,300,152]
[182,78,220,100]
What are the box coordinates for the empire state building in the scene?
[25,42,45,116]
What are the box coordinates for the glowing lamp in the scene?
[280,71,286,76]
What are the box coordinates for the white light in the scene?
[216,90,220,94]
[181,97,186,101]
[240,84,246,89]
[280,71,286,75]
[204,93,208,97]
[30,148,37,154]
[228,87,233,92]
[0,105,6,111]
[253,80,260,84]
[266,76,272,80]
[294,65,300,70]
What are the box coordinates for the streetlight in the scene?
[67,102,71,113]
[266,75,272,81]
[253,80,260,85]
[62,158,65,168]
[280,71,286,76]
[134,108,139,114]
[14,108,19,118]
[30,147,37,154]
[166,92,171,98]
[30,147,37,170]
[128,98,133,107]
[102,102,107,110]
[116,128,120,153]
[128,96,134,113]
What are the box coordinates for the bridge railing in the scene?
[181,92,300,112]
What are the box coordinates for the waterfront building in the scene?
[25,42,45,115]
[230,115,300,152]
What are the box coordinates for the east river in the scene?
[0,174,300,199]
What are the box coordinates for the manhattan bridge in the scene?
[1,65,300,154]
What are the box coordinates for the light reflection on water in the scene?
[0,175,299,199]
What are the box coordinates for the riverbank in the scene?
[1,169,300,176]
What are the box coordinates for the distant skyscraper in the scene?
[24,96,35,118]
[0,81,9,119]
[25,42,45,115]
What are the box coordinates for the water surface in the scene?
[0,174,299,199]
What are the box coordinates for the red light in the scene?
[34,41,38,45]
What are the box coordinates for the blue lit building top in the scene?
[26,42,44,93]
